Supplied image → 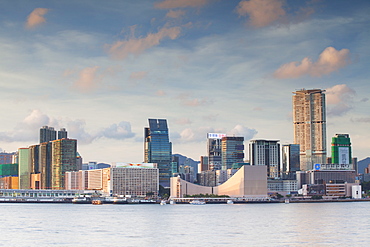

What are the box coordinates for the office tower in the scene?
[18,148,30,189]
[171,155,179,175]
[249,139,280,178]
[58,128,68,139]
[144,119,172,188]
[199,156,209,172]
[39,142,52,189]
[51,138,77,190]
[281,144,300,179]
[221,136,244,170]
[331,134,352,165]
[293,89,327,170]
[0,152,15,165]
[207,133,226,170]
[40,126,56,143]
[29,144,40,174]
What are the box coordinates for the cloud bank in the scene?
[25,8,49,29]
[326,84,356,116]
[274,47,351,79]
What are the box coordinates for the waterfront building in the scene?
[39,142,52,189]
[18,148,30,189]
[144,119,172,188]
[0,176,19,189]
[281,144,300,179]
[267,179,298,193]
[40,126,57,143]
[331,134,352,165]
[102,164,159,197]
[207,133,226,170]
[221,136,244,170]
[170,165,268,198]
[58,128,68,139]
[249,140,280,178]
[0,152,15,165]
[51,138,77,190]
[293,89,327,171]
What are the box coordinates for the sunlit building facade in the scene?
[144,119,172,188]
[293,89,327,170]
[221,136,244,170]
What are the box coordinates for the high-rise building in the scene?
[207,133,226,170]
[281,144,300,179]
[40,126,56,143]
[293,89,327,170]
[0,152,15,165]
[221,136,244,170]
[144,119,172,188]
[39,142,52,189]
[58,128,68,139]
[331,134,352,165]
[18,148,30,189]
[249,140,280,178]
[51,138,77,190]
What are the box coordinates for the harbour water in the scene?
[1,202,369,246]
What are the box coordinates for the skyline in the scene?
[0,0,369,163]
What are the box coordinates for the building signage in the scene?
[338,147,350,165]
[314,164,321,170]
[114,163,157,168]
[207,133,226,139]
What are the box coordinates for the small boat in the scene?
[72,196,91,204]
[189,200,206,205]
[160,200,166,205]
[92,200,103,205]
[169,200,175,205]
[285,199,290,204]
[227,199,234,204]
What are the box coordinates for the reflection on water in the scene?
[0,202,369,246]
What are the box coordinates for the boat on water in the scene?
[160,200,167,205]
[169,200,175,205]
[189,200,206,205]
[227,199,234,204]
[92,200,103,205]
[72,197,91,204]
[285,199,290,204]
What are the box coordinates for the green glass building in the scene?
[331,134,352,164]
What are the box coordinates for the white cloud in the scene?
[25,8,49,29]
[99,121,135,140]
[274,47,351,78]
[228,124,258,141]
[326,84,356,116]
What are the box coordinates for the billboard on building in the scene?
[113,163,157,168]
[207,133,226,139]
[338,147,349,164]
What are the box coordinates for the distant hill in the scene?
[173,154,200,173]
[358,157,370,174]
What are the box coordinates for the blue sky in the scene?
[0,0,369,163]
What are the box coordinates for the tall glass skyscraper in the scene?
[293,89,327,171]
[144,119,172,188]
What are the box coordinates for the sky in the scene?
[0,0,369,164]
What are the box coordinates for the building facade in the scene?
[331,134,352,165]
[51,139,77,190]
[293,89,327,171]
[18,148,30,189]
[249,140,280,178]
[40,126,57,143]
[221,136,244,170]
[144,119,172,188]
[207,133,226,170]
[281,144,300,179]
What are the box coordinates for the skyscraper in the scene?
[281,144,300,179]
[331,134,352,165]
[221,136,244,170]
[51,138,77,190]
[144,119,172,188]
[293,89,327,170]
[18,148,30,189]
[40,126,56,143]
[58,128,68,139]
[207,133,226,170]
[39,142,52,189]
[249,139,280,178]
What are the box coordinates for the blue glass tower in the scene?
[144,119,172,188]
